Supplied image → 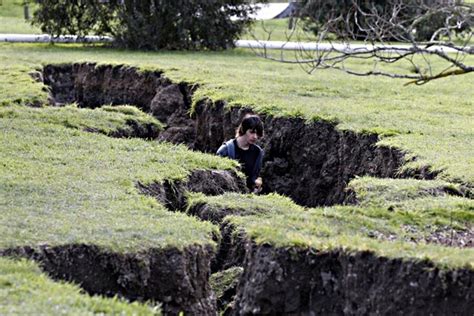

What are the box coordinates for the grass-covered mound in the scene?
[0,43,472,185]
[0,257,160,315]
[0,104,237,252]
[188,190,473,269]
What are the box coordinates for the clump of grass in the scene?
[209,266,244,303]
[187,192,301,219]
[1,104,163,136]
[0,257,161,315]
[347,177,473,227]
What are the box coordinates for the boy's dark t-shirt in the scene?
[233,139,260,189]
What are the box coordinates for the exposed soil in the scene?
[232,242,474,315]
[137,169,246,211]
[34,63,474,314]
[185,203,263,271]
[85,119,161,139]
[1,244,215,315]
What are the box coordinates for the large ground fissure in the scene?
[42,63,436,207]
[34,63,473,315]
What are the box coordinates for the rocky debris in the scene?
[422,226,473,248]
[361,225,474,249]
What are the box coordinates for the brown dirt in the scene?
[232,242,474,315]
[1,244,216,315]
[137,169,246,211]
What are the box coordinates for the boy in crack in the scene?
[217,114,264,193]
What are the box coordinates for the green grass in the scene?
[243,18,318,42]
[0,104,238,252]
[0,0,41,34]
[188,190,473,269]
[0,257,161,315]
[0,104,163,135]
[0,10,472,271]
[1,0,472,309]
[209,267,243,303]
[0,43,472,185]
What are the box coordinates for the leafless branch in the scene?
[252,0,473,85]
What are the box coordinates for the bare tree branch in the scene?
[252,0,473,85]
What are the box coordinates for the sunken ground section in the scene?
[0,104,244,314]
[40,63,473,314]
[186,191,473,315]
[42,63,440,207]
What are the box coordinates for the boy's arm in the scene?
[216,144,228,157]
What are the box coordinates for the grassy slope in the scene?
[0,104,238,252]
[0,257,160,315]
[188,190,474,269]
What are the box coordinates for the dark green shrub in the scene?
[32,0,119,38]
[32,0,258,50]
[115,0,256,50]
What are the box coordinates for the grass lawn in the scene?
[0,104,237,252]
[242,18,318,42]
[0,257,160,315]
[0,0,41,34]
[1,43,473,185]
[1,0,472,312]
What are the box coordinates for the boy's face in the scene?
[245,129,259,145]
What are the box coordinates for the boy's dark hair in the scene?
[236,114,264,137]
